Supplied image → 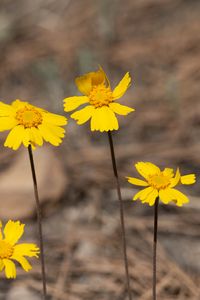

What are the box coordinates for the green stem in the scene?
[107,131,132,300]
[153,197,159,300]
[28,145,47,300]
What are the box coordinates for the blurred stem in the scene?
[153,197,159,300]
[28,145,47,300]
[107,131,132,300]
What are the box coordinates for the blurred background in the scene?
[0,0,200,299]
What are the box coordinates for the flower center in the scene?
[148,174,170,190]
[0,240,14,259]
[89,85,113,108]
[16,107,43,128]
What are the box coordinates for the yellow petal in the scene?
[4,220,24,245]
[13,243,39,258]
[71,105,95,125]
[31,127,43,146]
[0,259,4,271]
[135,162,160,180]
[63,96,89,112]
[26,128,38,147]
[0,102,15,116]
[169,168,180,188]
[181,174,196,185]
[3,259,16,278]
[91,66,107,86]
[4,125,25,150]
[91,106,119,132]
[45,124,65,138]
[75,74,92,95]
[12,255,32,272]
[142,189,158,206]
[126,176,148,186]
[109,103,135,115]
[38,124,62,146]
[75,67,109,95]
[22,128,32,147]
[133,186,154,201]
[159,189,172,204]
[11,99,28,109]
[42,113,67,126]
[166,188,189,206]
[163,168,174,178]
[112,72,131,100]
[0,117,17,131]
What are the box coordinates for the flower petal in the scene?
[63,96,89,112]
[26,128,42,148]
[75,74,92,95]
[13,243,39,258]
[3,259,16,278]
[12,255,32,272]
[91,106,119,132]
[91,66,107,86]
[142,189,158,206]
[0,259,4,271]
[71,105,95,125]
[38,124,63,146]
[22,128,32,147]
[163,168,174,178]
[42,113,67,126]
[11,99,29,109]
[0,117,17,131]
[4,220,24,245]
[133,186,154,201]
[135,162,160,180]
[109,103,135,115]
[112,72,131,100]
[159,189,172,204]
[126,176,148,186]
[0,102,15,116]
[169,168,180,188]
[31,127,43,146]
[166,188,189,206]
[181,174,196,185]
[45,124,65,139]
[4,125,25,150]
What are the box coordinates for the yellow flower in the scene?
[63,66,134,132]
[0,220,39,279]
[127,162,196,206]
[0,99,67,150]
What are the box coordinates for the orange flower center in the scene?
[89,85,113,108]
[0,240,14,259]
[148,174,170,190]
[16,107,42,128]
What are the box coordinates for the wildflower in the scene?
[63,66,134,132]
[0,220,39,278]
[0,99,67,150]
[127,162,196,206]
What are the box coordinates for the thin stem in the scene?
[28,145,47,300]
[107,131,132,300]
[153,197,159,300]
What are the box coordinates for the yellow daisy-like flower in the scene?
[63,66,134,132]
[0,99,67,150]
[127,162,196,206]
[0,220,39,279]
